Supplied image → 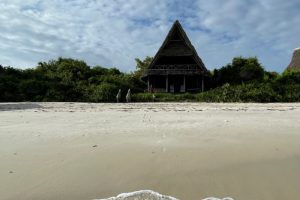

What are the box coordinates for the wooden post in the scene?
[147,77,150,92]
[183,75,186,93]
[201,75,204,92]
[166,75,169,93]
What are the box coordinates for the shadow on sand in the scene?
[0,103,43,111]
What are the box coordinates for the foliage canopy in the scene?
[1,56,300,102]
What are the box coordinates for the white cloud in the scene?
[0,0,299,72]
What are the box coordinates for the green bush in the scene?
[90,83,118,102]
[1,57,300,103]
[132,93,154,102]
[196,83,280,103]
[276,70,300,84]
[132,93,197,102]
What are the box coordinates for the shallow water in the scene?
[96,190,234,200]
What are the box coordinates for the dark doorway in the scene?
[169,75,183,93]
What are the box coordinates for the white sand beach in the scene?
[1,102,300,200]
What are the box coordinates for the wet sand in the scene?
[0,102,300,200]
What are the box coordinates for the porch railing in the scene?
[151,64,199,70]
[144,64,202,75]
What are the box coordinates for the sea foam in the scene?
[95,190,234,200]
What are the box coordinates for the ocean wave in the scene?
[95,190,234,200]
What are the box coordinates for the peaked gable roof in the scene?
[147,20,208,74]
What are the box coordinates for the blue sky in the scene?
[0,0,300,72]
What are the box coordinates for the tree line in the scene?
[1,56,300,102]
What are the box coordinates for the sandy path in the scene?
[0,103,300,200]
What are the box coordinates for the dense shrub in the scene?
[132,93,154,102]
[195,83,279,103]
[0,58,144,102]
[276,70,300,84]
[89,83,118,102]
[132,93,197,102]
[131,80,300,103]
[1,57,300,103]
[212,57,265,87]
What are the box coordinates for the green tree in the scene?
[212,57,265,87]
[133,56,153,79]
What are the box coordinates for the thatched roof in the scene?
[143,20,208,78]
[287,48,300,71]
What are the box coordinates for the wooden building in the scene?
[142,20,208,93]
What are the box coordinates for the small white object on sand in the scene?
[95,190,178,200]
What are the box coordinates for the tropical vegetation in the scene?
[1,56,299,102]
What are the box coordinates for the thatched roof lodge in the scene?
[142,20,208,93]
